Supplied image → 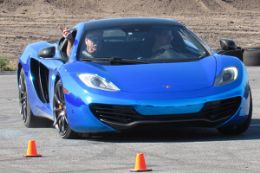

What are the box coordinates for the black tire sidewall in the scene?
[19,69,35,128]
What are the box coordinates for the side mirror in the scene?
[38,47,55,58]
[220,39,237,50]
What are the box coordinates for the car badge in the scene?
[165,85,172,89]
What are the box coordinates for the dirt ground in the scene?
[0,0,260,60]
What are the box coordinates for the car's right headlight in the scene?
[214,66,238,86]
[79,73,120,92]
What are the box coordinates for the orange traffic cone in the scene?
[130,153,152,172]
[25,139,42,157]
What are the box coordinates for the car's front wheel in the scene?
[19,69,51,127]
[54,80,78,139]
[217,91,252,135]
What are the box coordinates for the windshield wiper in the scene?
[81,57,148,65]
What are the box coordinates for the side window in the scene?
[177,29,207,56]
[179,31,199,50]
[59,30,77,60]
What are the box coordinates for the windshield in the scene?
[78,25,210,64]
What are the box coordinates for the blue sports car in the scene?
[17,17,252,139]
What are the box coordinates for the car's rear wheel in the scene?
[217,91,252,135]
[19,69,52,127]
[54,80,77,139]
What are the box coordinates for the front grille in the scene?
[200,97,241,122]
[90,104,137,124]
[89,97,241,128]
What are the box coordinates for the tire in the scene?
[18,69,52,127]
[53,80,78,139]
[217,91,252,135]
[243,47,260,66]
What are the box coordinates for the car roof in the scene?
[82,17,183,30]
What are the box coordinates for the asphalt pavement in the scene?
[0,67,260,173]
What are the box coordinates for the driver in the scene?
[151,28,178,59]
[62,28,102,58]
[82,30,103,58]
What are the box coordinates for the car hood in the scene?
[69,56,217,93]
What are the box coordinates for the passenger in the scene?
[62,28,102,58]
[62,27,73,56]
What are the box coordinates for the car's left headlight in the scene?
[79,73,120,91]
[214,66,238,86]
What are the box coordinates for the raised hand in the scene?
[62,27,73,41]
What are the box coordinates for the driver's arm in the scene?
[66,40,73,56]
[62,28,74,56]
